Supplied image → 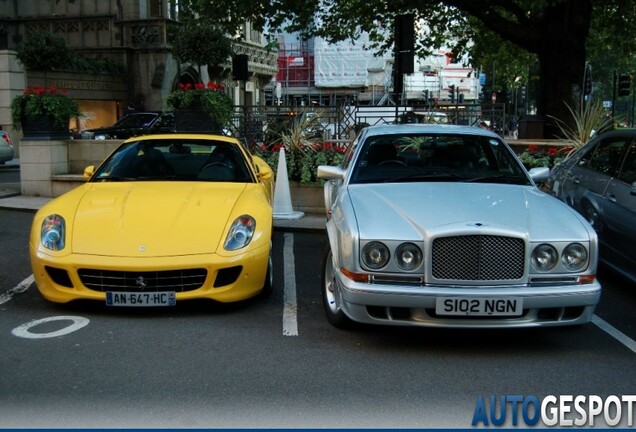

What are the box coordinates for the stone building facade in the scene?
[0,0,277,152]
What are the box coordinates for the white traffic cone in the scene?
[273,148,304,220]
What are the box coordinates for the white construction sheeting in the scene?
[314,34,386,88]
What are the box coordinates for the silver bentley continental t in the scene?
[317,124,601,329]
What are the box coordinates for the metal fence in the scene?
[228,103,509,149]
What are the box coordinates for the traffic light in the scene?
[519,85,527,103]
[618,73,632,97]
[448,85,456,102]
[481,87,489,103]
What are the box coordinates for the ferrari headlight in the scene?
[361,241,390,270]
[41,214,65,251]
[395,242,423,271]
[531,243,558,272]
[224,215,255,251]
[562,243,588,271]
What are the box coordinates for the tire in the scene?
[321,247,354,329]
[259,248,273,299]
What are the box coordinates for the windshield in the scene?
[350,133,530,185]
[91,139,254,183]
[111,113,159,128]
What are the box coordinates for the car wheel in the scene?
[259,248,273,298]
[322,247,353,328]
[582,201,602,234]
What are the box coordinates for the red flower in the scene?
[527,145,539,152]
[547,147,558,156]
[175,81,225,92]
[22,86,70,96]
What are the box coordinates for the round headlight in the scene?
[224,215,255,251]
[395,242,423,271]
[531,244,558,272]
[562,243,588,271]
[41,214,66,251]
[361,242,390,270]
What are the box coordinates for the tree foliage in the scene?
[15,30,75,71]
[171,20,234,72]
[183,0,636,137]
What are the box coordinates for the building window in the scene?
[149,0,163,18]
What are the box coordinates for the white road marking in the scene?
[0,275,34,305]
[12,316,90,339]
[282,232,298,336]
[592,314,636,354]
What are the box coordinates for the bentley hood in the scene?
[69,182,248,257]
[347,183,591,241]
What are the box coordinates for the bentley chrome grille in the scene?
[78,268,208,292]
[431,235,525,281]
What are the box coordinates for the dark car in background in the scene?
[81,112,174,140]
[549,129,636,283]
[0,130,15,164]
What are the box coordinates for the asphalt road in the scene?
[1,208,635,428]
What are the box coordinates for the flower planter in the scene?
[167,82,232,133]
[173,110,222,133]
[21,113,71,141]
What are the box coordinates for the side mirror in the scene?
[317,165,345,181]
[258,170,273,181]
[528,167,549,183]
[83,165,95,181]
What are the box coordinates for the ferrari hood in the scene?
[347,183,590,241]
[71,182,247,257]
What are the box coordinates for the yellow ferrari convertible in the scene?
[30,134,275,306]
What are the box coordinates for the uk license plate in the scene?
[435,297,522,316]
[106,291,176,307]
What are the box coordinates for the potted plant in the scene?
[166,81,233,132]
[11,86,81,140]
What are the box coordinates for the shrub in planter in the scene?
[254,146,346,184]
[518,145,572,170]
[11,86,81,139]
[167,82,233,131]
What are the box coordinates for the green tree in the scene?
[171,19,234,80]
[15,30,75,72]
[586,1,636,107]
[183,0,636,137]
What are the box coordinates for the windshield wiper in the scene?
[134,175,177,181]
[94,175,135,182]
[464,174,527,184]
[386,173,465,183]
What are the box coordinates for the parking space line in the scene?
[592,314,636,354]
[0,275,34,305]
[282,233,298,336]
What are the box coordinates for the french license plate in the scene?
[435,297,522,316]
[106,291,176,307]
